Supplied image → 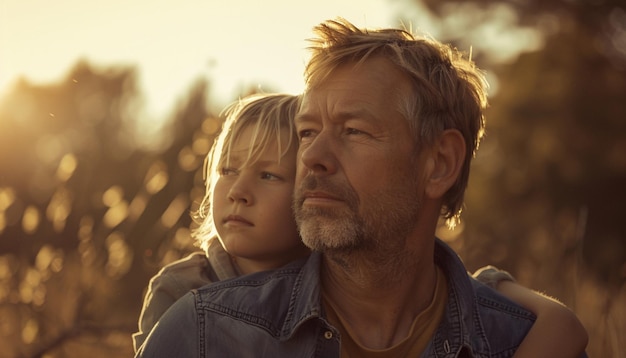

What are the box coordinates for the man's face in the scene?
[293,57,429,254]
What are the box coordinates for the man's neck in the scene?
[320,243,438,349]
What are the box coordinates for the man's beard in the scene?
[293,174,422,256]
[293,175,363,251]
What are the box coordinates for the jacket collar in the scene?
[279,251,325,340]
[432,239,490,356]
[279,240,492,355]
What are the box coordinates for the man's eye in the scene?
[346,128,366,135]
[298,129,314,140]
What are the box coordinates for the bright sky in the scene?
[1,0,427,122]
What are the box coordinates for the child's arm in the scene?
[474,266,588,358]
[498,280,588,358]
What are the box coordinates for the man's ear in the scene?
[425,129,466,199]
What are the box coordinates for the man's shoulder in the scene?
[471,278,536,355]
[435,239,535,324]
[433,240,535,356]
[194,256,309,302]
[471,278,536,322]
[191,255,318,336]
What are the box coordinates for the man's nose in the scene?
[299,131,338,176]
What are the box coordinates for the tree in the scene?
[0,61,218,357]
[402,0,626,355]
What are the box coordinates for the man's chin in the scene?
[298,216,363,252]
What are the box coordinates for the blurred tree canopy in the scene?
[0,61,218,357]
[0,0,624,356]
[413,0,626,355]
[410,0,626,286]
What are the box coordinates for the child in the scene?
[132,93,308,351]
[133,93,587,357]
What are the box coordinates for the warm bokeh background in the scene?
[1,1,624,357]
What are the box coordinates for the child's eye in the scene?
[220,167,238,176]
[260,172,281,181]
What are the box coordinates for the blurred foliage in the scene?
[416,0,626,356]
[418,0,626,68]
[0,1,624,356]
[0,61,218,357]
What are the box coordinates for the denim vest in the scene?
[137,240,537,357]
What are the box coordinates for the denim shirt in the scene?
[137,239,537,357]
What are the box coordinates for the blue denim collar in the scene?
[430,239,491,356]
[244,239,531,357]
[279,251,324,340]
[280,240,491,354]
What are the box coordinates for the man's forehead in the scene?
[301,64,406,108]
[296,90,396,126]
[298,84,374,112]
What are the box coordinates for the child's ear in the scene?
[425,129,466,199]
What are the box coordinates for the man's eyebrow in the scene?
[294,112,314,124]
[337,109,374,121]
[295,109,375,123]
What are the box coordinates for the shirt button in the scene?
[443,339,451,353]
[324,331,333,339]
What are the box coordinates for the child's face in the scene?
[212,126,308,273]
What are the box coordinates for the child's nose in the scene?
[227,177,253,205]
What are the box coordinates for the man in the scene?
[137,19,564,357]
[289,18,533,357]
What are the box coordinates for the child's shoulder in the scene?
[160,252,209,272]
[152,252,212,285]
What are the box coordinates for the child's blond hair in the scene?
[193,93,300,252]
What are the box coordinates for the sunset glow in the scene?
[1,0,401,119]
